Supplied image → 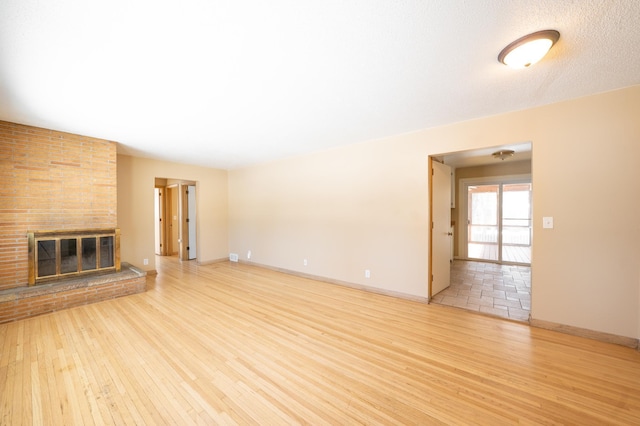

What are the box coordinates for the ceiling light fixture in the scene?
[498,30,560,69]
[492,150,515,160]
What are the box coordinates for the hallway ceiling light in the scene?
[498,30,560,69]
[492,150,515,160]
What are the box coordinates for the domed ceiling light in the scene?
[498,30,560,69]
[492,150,515,160]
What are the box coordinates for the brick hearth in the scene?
[0,263,146,323]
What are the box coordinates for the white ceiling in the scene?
[1,1,639,170]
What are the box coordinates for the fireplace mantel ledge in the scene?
[0,263,146,303]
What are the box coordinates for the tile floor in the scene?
[431,260,531,322]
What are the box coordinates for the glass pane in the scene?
[470,192,498,227]
[100,236,114,268]
[60,239,78,274]
[467,185,499,261]
[82,237,97,271]
[37,240,56,277]
[502,183,532,264]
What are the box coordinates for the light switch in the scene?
[543,217,554,229]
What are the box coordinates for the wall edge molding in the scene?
[530,318,639,349]
[197,257,229,266]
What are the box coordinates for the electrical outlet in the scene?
[143,258,149,265]
[365,269,370,278]
[247,250,251,260]
[303,259,308,266]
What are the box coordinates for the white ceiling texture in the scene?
[1,0,639,169]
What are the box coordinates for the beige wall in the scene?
[228,85,640,339]
[229,137,429,298]
[117,155,229,271]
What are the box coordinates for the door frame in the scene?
[428,157,434,299]
[155,178,198,261]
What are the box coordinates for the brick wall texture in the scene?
[0,120,117,290]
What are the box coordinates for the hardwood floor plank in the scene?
[1,256,639,424]
[40,319,64,425]
[93,302,190,424]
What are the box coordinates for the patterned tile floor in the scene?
[431,260,531,322]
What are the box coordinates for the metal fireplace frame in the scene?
[27,228,121,285]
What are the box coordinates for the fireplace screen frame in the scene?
[27,228,121,285]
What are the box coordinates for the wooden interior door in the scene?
[154,187,167,255]
[187,185,197,260]
[168,186,179,256]
[430,159,452,297]
[180,184,197,261]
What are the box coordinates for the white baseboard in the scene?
[530,318,639,349]
[197,257,230,266]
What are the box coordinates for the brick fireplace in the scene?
[0,120,145,322]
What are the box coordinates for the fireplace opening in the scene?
[28,229,120,285]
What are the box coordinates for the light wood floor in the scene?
[2,257,640,424]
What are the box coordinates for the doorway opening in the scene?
[154,178,197,261]
[428,142,532,321]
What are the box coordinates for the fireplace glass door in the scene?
[82,237,97,271]
[37,240,56,277]
[29,229,120,284]
[60,238,78,274]
[100,236,115,268]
